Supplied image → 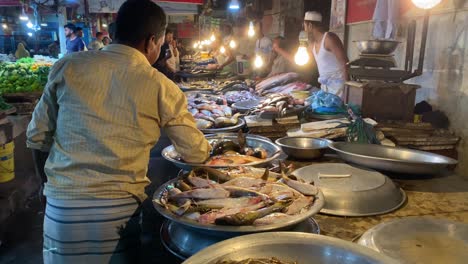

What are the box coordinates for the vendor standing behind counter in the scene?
[274,11,348,97]
[26,0,210,263]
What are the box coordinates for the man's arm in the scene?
[326,33,349,80]
[26,60,63,152]
[157,78,211,163]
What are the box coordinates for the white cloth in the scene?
[167,45,180,71]
[372,0,399,39]
[312,32,345,96]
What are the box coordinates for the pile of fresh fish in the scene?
[260,82,312,96]
[156,165,318,226]
[251,94,306,117]
[206,131,268,166]
[188,96,240,130]
[178,80,250,93]
[255,72,300,94]
[217,258,297,264]
[224,90,259,105]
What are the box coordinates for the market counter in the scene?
[284,157,468,241]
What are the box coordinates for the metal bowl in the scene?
[153,178,325,235]
[200,118,245,134]
[162,134,281,171]
[358,217,468,264]
[329,142,458,175]
[231,99,261,113]
[354,40,400,55]
[183,232,399,264]
[292,163,406,216]
[275,137,332,160]
[161,218,321,260]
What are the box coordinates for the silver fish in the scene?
[253,213,294,226]
[171,188,230,200]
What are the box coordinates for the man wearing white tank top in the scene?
[304,11,348,97]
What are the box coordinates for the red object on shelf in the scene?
[346,0,377,23]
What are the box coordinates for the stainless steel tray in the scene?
[200,118,245,134]
[329,142,458,175]
[162,134,282,171]
[292,163,406,216]
[358,217,468,264]
[183,232,399,264]
[153,178,324,235]
[161,218,320,260]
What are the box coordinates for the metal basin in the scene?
[153,177,325,235]
[358,217,468,264]
[200,118,245,134]
[292,163,406,216]
[329,142,458,175]
[183,232,399,264]
[275,137,332,160]
[354,40,400,55]
[162,134,281,171]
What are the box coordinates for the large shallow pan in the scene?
[183,232,399,264]
[153,178,324,236]
[329,142,458,175]
[162,134,282,171]
[358,217,468,264]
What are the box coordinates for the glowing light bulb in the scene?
[2,24,7,29]
[27,32,33,37]
[193,42,198,48]
[229,39,236,49]
[220,46,226,54]
[248,21,255,38]
[210,33,215,42]
[411,0,442,9]
[254,55,264,68]
[294,46,310,66]
[26,21,33,28]
[19,15,28,21]
[40,23,48,27]
[102,24,108,28]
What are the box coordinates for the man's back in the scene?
[27,44,209,201]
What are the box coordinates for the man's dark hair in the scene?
[96,32,104,38]
[64,23,76,32]
[165,29,173,36]
[76,27,83,31]
[115,0,167,46]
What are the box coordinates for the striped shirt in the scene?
[27,44,211,201]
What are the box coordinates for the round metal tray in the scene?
[275,137,332,160]
[162,134,282,171]
[231,99,261,113]
[153,177,324,235]
[329,142,458,175]
[292,163,406,216]
[358,217,468,264]
[161,218,320,260]
[200,118,245,134]
[183,232,399,264]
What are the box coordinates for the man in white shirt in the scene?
[88,32,105,50]
[254,21,273,76]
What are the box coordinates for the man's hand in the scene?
[272,42,279,52]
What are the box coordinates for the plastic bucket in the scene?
[0,141,15,183]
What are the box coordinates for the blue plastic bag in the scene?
[307,90,344,111]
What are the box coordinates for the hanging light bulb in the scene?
[254,54,264,69]
[2,24,7,29]
[26,21,34,29]
[220,46,226,54]
[294,31,310,66]
[27,32,33,37]
[210,33,216,42]
[294,46,310,66]
[248,21,255,38]
[411,0,442,9]
[228,0,240,10]
[193,42,198,49]
[229,39,236,49]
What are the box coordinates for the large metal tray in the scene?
[183,232,399,264]
[162,134,282,171]
[329,142,458,175]
[200,118,245,134]
[153,178,324,235]
[161,218,320,260]
[358,217,468,264]
[292,163,406,216]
